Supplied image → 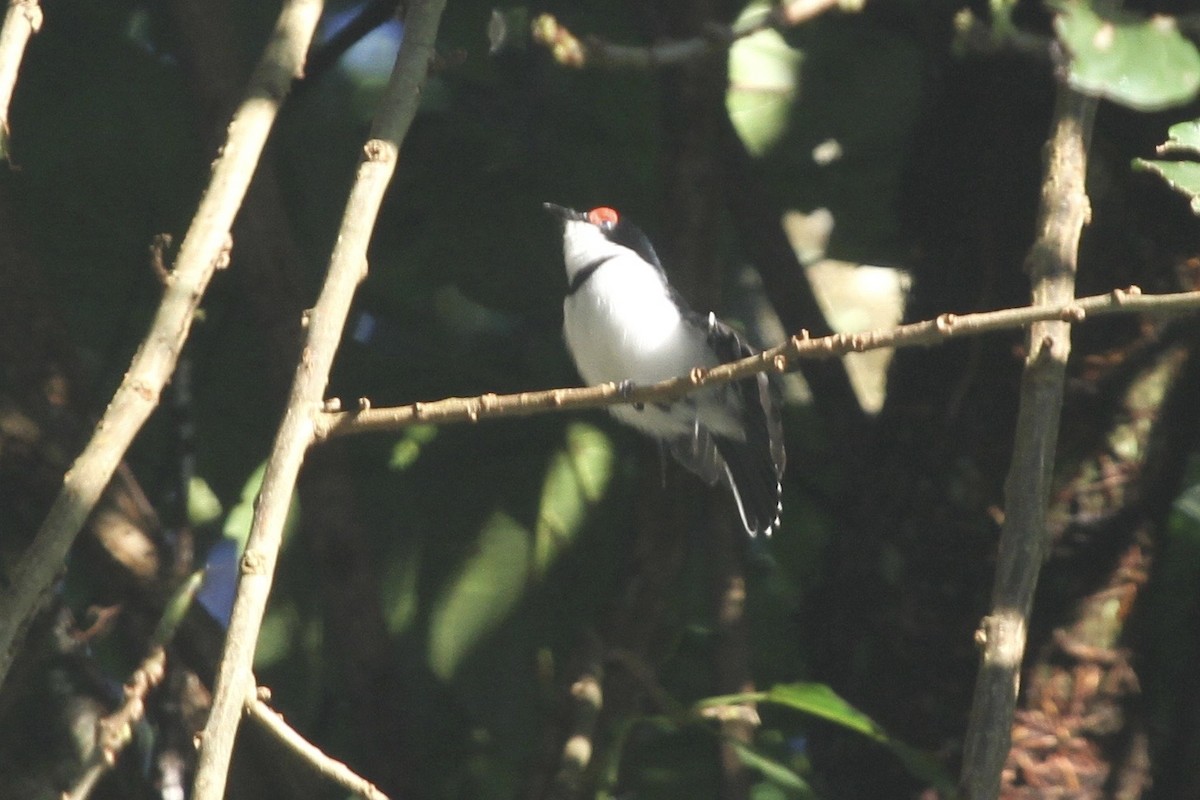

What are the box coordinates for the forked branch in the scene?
[189,2,448,798]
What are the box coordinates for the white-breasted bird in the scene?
[546,203,785,537]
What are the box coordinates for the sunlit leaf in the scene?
[187,475,223,527]
[1134,117,1200,214]
[380,543,422,637]
[151,571,204,647]
[534,423,615,574]
[389,424,439,470]
[1152,119,1200,155]
[428,511,531,680]
[1054,4,1200,111]
[727,3,803,156]
[255,600,303,669]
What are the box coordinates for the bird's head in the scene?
[543,203,663,279]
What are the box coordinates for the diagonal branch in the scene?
[0,0,322,693]
[248,695,392,800]
[959,56,1101,800]
[311,286,1200,440]
[0,0,41,160]
[189,2,448,798]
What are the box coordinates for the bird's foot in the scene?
[617,380,645,411]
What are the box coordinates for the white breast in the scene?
[564,254,711,386]
[563,254,728,439]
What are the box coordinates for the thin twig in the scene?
[532,0,848,69]
[247,696,391,800]
[959,44,1102,800]
[0,0,323,693]
[311,286,1200,440]
[0,0,41,160]
[189,2,447,798]
[63,648,168,800]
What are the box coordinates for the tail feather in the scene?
[716,433,783,537]
[702,314,786,537]
[662,312,787,537]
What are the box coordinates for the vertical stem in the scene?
[958,82,1098,800]
[189,3,447,798]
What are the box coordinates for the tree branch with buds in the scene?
[312,287,1200,441]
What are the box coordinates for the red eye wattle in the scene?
[587,207,620,226]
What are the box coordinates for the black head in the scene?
[543,202,664,272]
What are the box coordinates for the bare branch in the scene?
[532,0,847,69]
[189,2,448,798]
[0,0,322,692]
[247,695,391,800]
[312,286,1200,440]
[63,648,168,800]
[0,0,41,160]
[959,39,1103,800]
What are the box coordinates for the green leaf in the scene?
[729,740,815,797]
[187,475,223,527]
[726,3,803,156]
[389,424,439,470]
[428,511,531,680]
[765,683,887,740]
[1134,118,1200,214]
[534,423,615,575]
[151,571,204,646]
[1153,119,1200,155]
[697,683,957,796]
[1054,4,1200,111]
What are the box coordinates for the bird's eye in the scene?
[587,207,620,228]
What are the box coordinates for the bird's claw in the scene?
[617,380,645,411]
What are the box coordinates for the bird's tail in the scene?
[716,432,783,537]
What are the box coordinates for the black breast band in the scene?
[566,255,616,296]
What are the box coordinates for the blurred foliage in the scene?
[1135,117,1200,214]
[3,0,1200,799]
[1053,2,1200,112]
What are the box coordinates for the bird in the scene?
[545,202,785,537]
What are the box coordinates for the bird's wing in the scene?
[666,421,725,485]
[695,313,786,474]
[692,312,786,536]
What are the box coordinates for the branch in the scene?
[247,694,391,800]
[532,0,851,69]
[189,2,448,798]
[0,0,322,693]
[311,286,1200,440]
[63,647,168,800]
[0,0,41,160]
[959,37,1103,800]
[545,633,604,800]
[719,112,868,448]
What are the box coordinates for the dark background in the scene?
[1,0,1199,798]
